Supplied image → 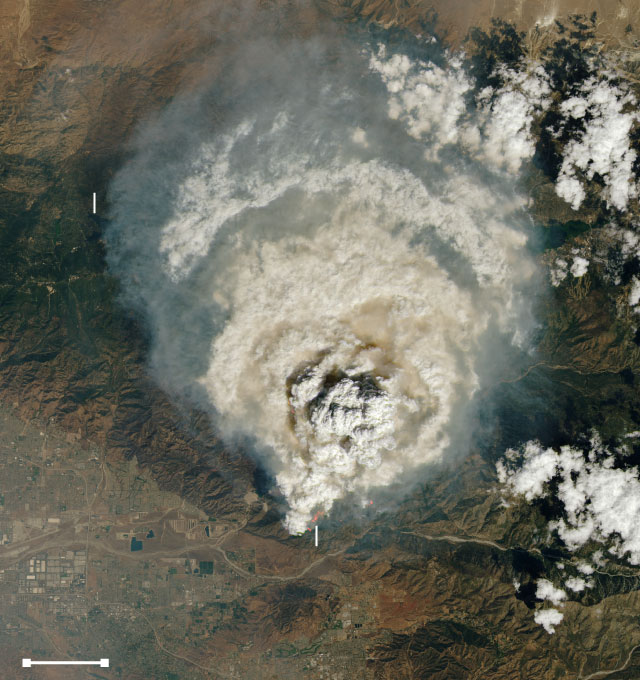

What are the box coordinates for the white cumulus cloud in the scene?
[577,561,595,575]
[564,576,592,591]
[498,435,640,564]
[370,48,551,173]
[550,258,569,287]
[536,578,567,605]
[629,277,640,308]
[570,256,589,278]
[555,75,639,211]
[368,47,473,159]
[534,608,564,634]
[475,64,551,173]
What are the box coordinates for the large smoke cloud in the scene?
[106,29,540,533]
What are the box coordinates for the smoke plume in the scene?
[107,26,540,533]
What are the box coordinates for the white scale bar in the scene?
[23,659,109,667]
[315,525,318,547]
[92,192,97,214]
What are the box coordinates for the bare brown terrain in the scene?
[323,0,640,49]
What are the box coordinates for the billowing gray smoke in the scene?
[107,29,541,533]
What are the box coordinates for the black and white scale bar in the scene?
[23,658,109,668]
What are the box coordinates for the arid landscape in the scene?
[3,1,640,678]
